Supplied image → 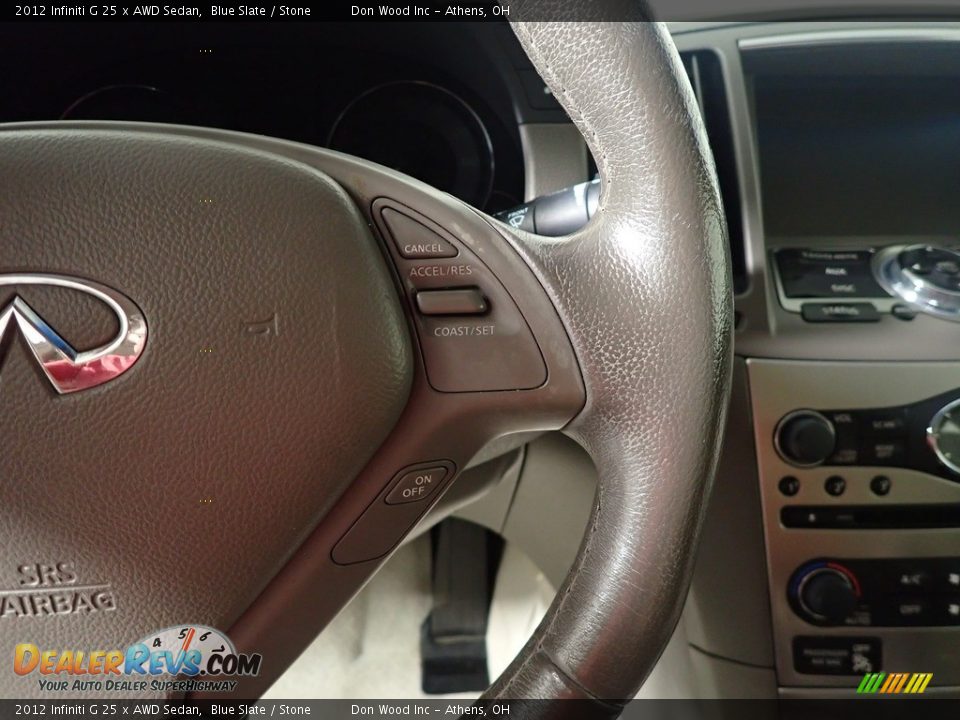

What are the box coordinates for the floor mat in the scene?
[264,533,554,699]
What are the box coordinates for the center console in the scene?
[738,27,960,693]
[669,21,960,696]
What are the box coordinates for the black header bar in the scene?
[5,0,960,23]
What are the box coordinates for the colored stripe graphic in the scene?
[857,672,931,694]
[879,673,897,693]
[857,673,885,694]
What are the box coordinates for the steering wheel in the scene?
[0,13,731,715]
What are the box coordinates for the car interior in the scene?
[3,6,960,715]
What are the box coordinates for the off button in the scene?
[385,466,448,505]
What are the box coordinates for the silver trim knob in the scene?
[796,567,857,623]
[928,398,960,475]
[874,244,960,322]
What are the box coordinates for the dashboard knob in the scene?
[928,398,960,475]
[775,411,836,467]
[796,566,859,624]
[874,243,960,321]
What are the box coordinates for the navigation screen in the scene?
[755,74,960,237]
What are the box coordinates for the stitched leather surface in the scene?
[486,12,733,703]
[0,130,411,698]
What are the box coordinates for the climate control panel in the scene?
[790,558,960,628]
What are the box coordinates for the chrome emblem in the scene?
[0,274,146,394]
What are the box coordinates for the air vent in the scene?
[681,50,748,295]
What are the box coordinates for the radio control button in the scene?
[775,411,836,467]
[862,440,906,466]
[801,303,880,323]
[824,476,846,497]
[786,276,886,299]
[776,248,890,299]
[779,476,800,497]
[865,413,906,435]
[828,448,859,464]
[787,249,872,264]
[870,475,892,496]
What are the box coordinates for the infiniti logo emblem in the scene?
[0,274,147,394]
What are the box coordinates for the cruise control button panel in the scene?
[374,199,547,393]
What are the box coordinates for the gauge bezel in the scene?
[60,83,191,123]
[327,80,495,209]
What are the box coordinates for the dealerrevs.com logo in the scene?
[14,625,262,694]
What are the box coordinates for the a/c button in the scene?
[385,466,448,505]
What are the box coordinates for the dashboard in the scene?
[0,22,530,213]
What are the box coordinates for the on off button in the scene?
[385,466,448,505]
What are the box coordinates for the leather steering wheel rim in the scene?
[482,15,733,706]
[0,9,730,713]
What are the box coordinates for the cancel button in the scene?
[385,466,448,505]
